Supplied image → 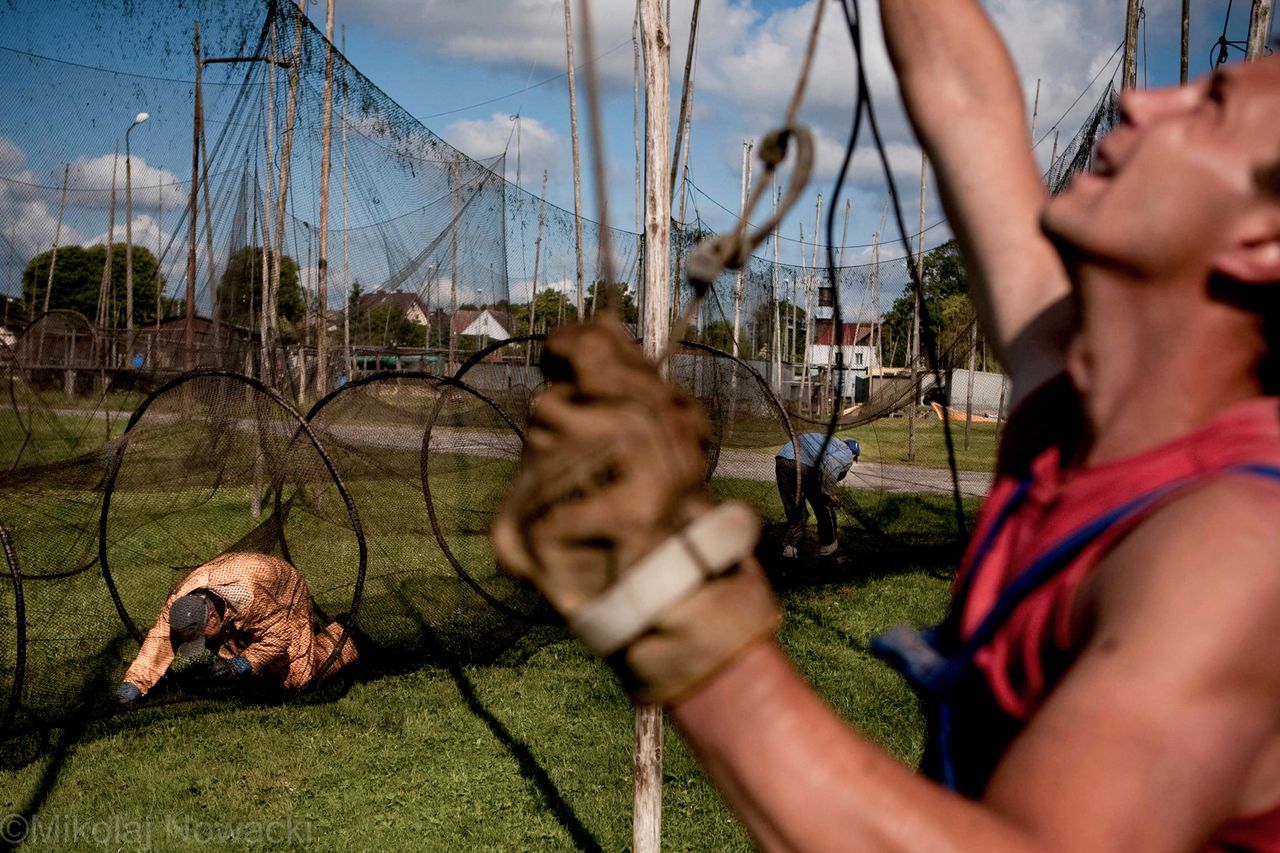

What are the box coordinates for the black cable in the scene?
[836,0,968,540]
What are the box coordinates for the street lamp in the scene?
[125,111,149,332]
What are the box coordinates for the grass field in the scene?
[0,470,965,851]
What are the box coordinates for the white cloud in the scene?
[66,153,183,211]
[0,137,87,270]
[445,112,563,186]
[87,214,174,256]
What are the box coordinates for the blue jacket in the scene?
[777,433,856,490]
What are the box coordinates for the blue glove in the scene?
[208,655,252,681]
[113,682,141,707]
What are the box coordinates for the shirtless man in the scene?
[493,2,1280,849]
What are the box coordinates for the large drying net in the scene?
[0,0,1121,751]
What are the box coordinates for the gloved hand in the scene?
[492,317,780,703]
[208,655,252,682]
[112,682,142,707]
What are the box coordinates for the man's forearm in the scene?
[879,0,1071,394]
[879,0,1026,150]
[671,642,1041,852]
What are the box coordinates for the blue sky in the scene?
[0,0,1272,307]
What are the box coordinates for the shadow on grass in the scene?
[388,584,604,853]
[1,636,129,852]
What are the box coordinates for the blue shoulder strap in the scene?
[873,462,1280,791]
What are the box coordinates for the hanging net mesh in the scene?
[0,0,1123,749]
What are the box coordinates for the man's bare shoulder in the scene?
[983,477,1280,844]
[1090,476,1280,637]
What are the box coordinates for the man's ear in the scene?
[1213,206,1280,284]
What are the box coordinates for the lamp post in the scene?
[125,111,149,332]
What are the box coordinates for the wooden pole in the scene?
[1029,78,1041,141]
[186,25,201,368]
[260,22,278,380]
[633,3,643,239]
[837,198,851,408]
[1247,0,1275,59]
[731,139,752,357]
[198,73,220,355]
[562,0,586,318]
[125,130,137,331]
[908,154,926,462]
[99,144,119,329]
[527,170,547,366]
[771,180,781,396]
[963,319,977,450]
[271,1,304,381]
[637,3,671,847]
[1122,0,1141,90]
[341,25,352,381]
[1181,0,1191,84]
[669,0,702,198]
[671,64,695,331]
[449,159,460,372]
[155,179,163,330]
[800,195,821,410]
[315,0,336,397]
[44,165,69,315]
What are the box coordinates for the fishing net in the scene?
[0,0,1127,754]
[301,371,539,664]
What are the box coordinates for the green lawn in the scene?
[0,470,964,851]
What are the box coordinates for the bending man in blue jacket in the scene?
[775,433,860,559]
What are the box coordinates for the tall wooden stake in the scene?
[155,179,163,329]
[98,144,119,328]
[315,0,336,397]
[771,180,782,395]
[527,170,547,367]
[44,165,69,315]
[1122,0,1141,90]
[260,22,278,379]
[964,319,977,449]
[1181,0,1191,83]
[908,154,926,462]
[637,3,670,847]
[671,64,695,330]
[1247,0,1275,59]
[633,2,643,239]
[1029,78,1041,141]
[198,71,220,354]
[669,0,702,198]
[731,139,752,357]
[341,26,352,380]
[272,1,304,385]
[186,25,201,367]
[563,0,586,318]
[449,159,460,373]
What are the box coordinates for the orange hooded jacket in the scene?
[124,552,356,695]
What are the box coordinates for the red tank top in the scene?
[956,396,1280,852]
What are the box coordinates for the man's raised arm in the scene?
[880,0,1073,402]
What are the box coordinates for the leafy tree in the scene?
[583,281,639,325]
[880,240,984,371]
[700,319,738,352]
[749,299,808,361]
[216,246,304,329]
[512,288,578,336]
[21,244,164,327]
[358,303,426,347]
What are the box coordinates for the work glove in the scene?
[112,681,142,707]
[492,317,780,703]
[208,655,252,682]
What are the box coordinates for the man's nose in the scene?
[1118,82,1202,127]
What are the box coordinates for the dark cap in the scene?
[169,593,210,658]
